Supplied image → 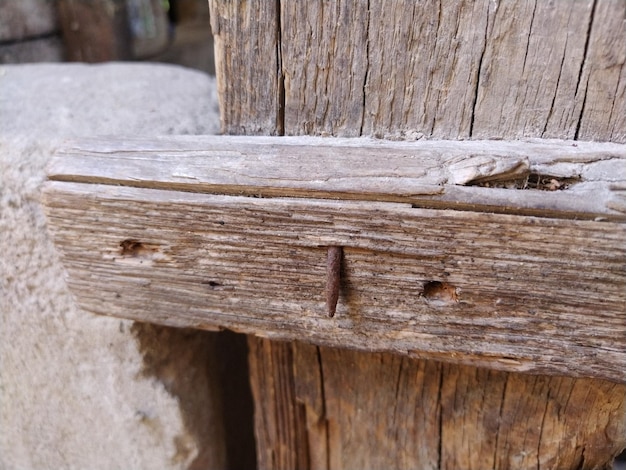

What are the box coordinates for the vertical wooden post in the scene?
[209,0,626,468]
[209,1,283,135]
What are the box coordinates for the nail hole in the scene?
[120,239,147,256]
[422,281,458,304]
[119,239,165,261]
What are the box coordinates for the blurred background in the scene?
[0,0,214,74]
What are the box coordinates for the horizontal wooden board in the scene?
[43,180,626,382]
[47,136,626,220]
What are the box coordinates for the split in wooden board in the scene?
[43,136,626,382]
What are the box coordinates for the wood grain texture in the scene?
[250,339,626,469]
[42,178,626,382]
[208,0,282,135]
[283,342,625,470]
[210,0,625,142]
[205,1,626,468]
[47,136,626,221]
[247,338,309,470]
[281,0,369,137]
[362,0,491,139]
[471,0,593,140]
[575,0,626,143]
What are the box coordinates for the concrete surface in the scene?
[0,62,224,469]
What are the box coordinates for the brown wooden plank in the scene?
[208,0,282,135]
[47,136,626,221]
[42,180,626,382]
[283,343,626,470]
[247,337,309,470]
[249,338,626,469]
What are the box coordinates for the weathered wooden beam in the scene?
[47,136,626,220]
[43,136,626,382]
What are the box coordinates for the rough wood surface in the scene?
[247,338,309,470]
[210,0,625,142]
[575,0,626,143]
[208,0,282,135]
[249,338,626,470]
[206,0,626,468]
[47,136,626,221]
[43,172,626,382]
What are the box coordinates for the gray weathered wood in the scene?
[47,136,626,221]
[575,0,626,143]
[211,0,625,143]
[362,0,491,139]
[281,1,369,137]
[205,1,626,468]
[43,136,626,382]
[471,1,592,140]
[208,0,282,135]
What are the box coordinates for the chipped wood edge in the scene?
[46,136,626,222]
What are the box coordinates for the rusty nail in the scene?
[326,246,342,317]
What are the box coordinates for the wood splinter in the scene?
[326,246,342,317]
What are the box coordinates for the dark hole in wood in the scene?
[422,281,458,303]
[120,239,143,255]
[467,173,581,191]
[119,239,161,258]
